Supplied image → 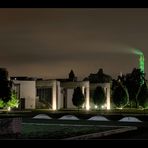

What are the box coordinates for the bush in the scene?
[93,86,106,109]
[0,99,5,108]
[72,87,85,109]
[0,91,19,109]
[112,84,129,108]
[6,91,19,108]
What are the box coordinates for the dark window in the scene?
[37,87,52,104]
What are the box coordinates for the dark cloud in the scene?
[0,8,148,79]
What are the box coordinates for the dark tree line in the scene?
[112,68,148,109]
[0,68,19,109]
[0,68,12,103]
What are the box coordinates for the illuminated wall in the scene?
[13,80,36,109]
[60,81,90,110]
[13,79,111,111]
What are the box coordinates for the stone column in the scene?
[85,81,90,110]
[81,86,85,108]
[57,81,61,110]
[52,80,57,110]
[106,83,110,110]
[82,86,85,95]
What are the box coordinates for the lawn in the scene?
[0,120,121,140]
[20,123,120,139]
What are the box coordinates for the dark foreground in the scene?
[98,126,148,139]
[1,118,148,140]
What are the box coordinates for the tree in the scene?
[83,68,112,83]
[0,90,19,109]
[112,83,129,108]
[137,82,148,109]
[124,68,145,108]
[6,90,19,109]
[93,86,106,109]
[114,68,145,108]
[0,100,4,108]
[0,68,18,109]
[69,70,76,81]
[72,87,85,109]
[0,68,8,80]
[0,68,11,103]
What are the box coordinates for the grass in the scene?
[0,118,122,140]
[0,116,145,140]
[1,108,148,140]
[19,123,120,139]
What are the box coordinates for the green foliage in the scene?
[6,91,19,108]
[137,82,148,109]
[0,68,19,109]
[112,83,129,108]
[72,87,85,109]
[0,90,19,109]
[93,86,106,108]
[0,99,5,108]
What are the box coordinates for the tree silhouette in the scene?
[72,87,85,109]
[69,70,76,81]
[124,68,145,108]
[112,83,129,108]
[0,68,11,103]
[137,82,148,109]
[83,68,112,83]
[113,68,145,108]
[93,86,106,108]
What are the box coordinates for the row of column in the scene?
[52,81,110,111]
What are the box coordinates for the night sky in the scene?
[0,8,148,80]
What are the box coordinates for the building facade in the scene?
[12,77,111,110]
[12,80,36,109]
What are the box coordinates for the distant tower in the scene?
[139,54,144,73]
[69,70,77,81]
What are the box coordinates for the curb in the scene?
[63,126,137,140]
